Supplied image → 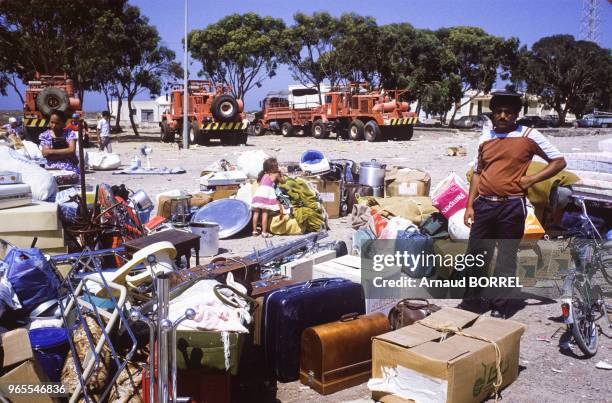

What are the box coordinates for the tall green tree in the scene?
[115,11,181,135]
[189,13,286,100]
[511,35,612,123]
[282,12,340,103]
[333,13,380,85]
[436,27,518,125]
[0,0,131,105]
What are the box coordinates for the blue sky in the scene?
[1,0,611,111]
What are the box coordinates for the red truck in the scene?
[309,83,418,141]
[252,88,319,137]
[160,80,248,146]
[23,73,82,142]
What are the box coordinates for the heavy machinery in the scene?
[23,73,82,142]
[309,83,418,141]
[160,80,248,146]
[252,88,319,136]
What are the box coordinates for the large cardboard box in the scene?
[156,193,213,219]
[0,202,59,232]
[371,307,526,403]
[385,168,431,197]
[307,178,340,218]
[0,329,54,403]
[0,228,65,249]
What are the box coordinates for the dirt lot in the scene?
[86,126,612,403]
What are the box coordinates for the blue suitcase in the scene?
[262,278,365,382]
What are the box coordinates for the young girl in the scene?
[252,158,286,237]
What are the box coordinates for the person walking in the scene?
[97,111,112,152]
[461,90,566,318]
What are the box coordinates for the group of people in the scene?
[1,110,114,185]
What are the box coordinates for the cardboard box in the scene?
[0,202,59,232]
[307,178,340,218]
[0,329,54,403]
[371,308,526,403]
[385,168,431,197]
[0,228,65,249]
[535,239,571,279]
[280,249,336,282]
[212,185,240,201]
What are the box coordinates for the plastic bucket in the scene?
[28,327,69,382]
[190,222,219,257]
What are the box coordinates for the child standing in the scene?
[252,158,286,237]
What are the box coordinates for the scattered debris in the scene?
[551,368,563,373]
[446,146,467,156]
[595,361,612,370]
[537,335,552,343]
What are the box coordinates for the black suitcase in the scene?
[262,278,365,382]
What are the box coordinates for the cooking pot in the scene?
[359,159,386,187]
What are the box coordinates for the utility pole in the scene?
[182,0,189,150]
[580,0,601,45]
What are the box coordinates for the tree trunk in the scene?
[317,81,323,105]
[449,102,460,127]
[127,95,139,136]
[78,88,85,109]
[102,85,111,114]
[115,97,123,131]
[415,98,422,116]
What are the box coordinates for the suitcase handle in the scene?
[304,278,333,288]
[339,312,360,322]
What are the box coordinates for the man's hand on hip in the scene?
[519,176,535,191]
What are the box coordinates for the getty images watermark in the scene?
[359,239,527,299]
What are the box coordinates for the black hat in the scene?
[490,90,523,112]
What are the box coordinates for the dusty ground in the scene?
[86,126,612,403]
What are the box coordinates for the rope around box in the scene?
[416,321,503,402]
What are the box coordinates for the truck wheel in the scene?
[160,120,174,143]
[311,120,327,139]
[211,95,239,122]
[281,122,294,137]
[253,122,265,136]
[239,131,248,145]
[36,87,70,116]
[364,120,381,142]
[190,121,209,145]
[348,120,365,141]
[403,125,414,141]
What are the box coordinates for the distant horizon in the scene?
[1,0,610,112]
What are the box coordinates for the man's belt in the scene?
[479,195,524,202]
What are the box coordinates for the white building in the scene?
[109,95,170,126]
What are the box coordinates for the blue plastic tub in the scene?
[28,327,69,382]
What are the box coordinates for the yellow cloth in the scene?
[358,196,438,225]
[275,177,326,234]
[466,161,580,209]
[270,215,305,235]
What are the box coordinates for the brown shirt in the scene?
[474,126,563,196]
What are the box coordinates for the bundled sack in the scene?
[0,246,61,315]
[0,145,57,201]
[431,172,468,219]
[237,150,270,179]
[87,151,121,170]
[359,196,438,226]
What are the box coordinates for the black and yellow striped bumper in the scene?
[24,118,48,128]
[387,117,418,125]
[201,122,248,130]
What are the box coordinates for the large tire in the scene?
[190,121,209,145]
[36,87,70,116]
[281,122,294,137]
[403,125,414,141]
[160,120,174,143]
[238,131,248,145]
[311,119,327,139]
[253,122,265,136]
[211,95,239,122]
[364,120,381,142]
[348,120,365,141]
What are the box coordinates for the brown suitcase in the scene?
[299,312,391,395]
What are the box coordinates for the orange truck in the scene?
[309,83,418,141]
[23,73,82,142]
[160,80,248,146]
[251,88,319,137]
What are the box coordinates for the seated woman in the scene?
[39,110,80,186]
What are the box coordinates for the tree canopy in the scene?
[188,13,286,100]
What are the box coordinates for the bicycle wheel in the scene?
[570,280,598,356]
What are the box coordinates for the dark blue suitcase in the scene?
[262,277,365,382]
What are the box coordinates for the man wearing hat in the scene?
[462,90,566,318]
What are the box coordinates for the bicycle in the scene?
[552,186,612,356]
